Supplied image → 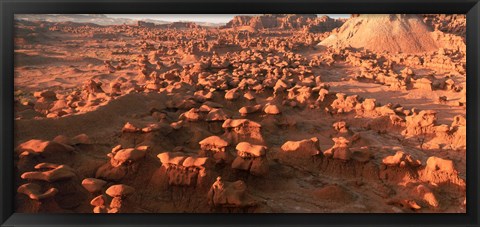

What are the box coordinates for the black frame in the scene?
[1,0,479,226]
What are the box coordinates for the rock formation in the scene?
[13,14,466,213]
[231,142,269,176]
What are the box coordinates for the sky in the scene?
[105,14,350,24]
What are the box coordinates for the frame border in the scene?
[1,0,479,226]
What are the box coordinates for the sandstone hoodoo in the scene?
[17,183,60,213]
[103,184,135,213]
[207,177,256,211]
[18,183,58,200]
[279,137,322,164]
[199,136,230,163]
[232,142,269,176]
[14,13,466,213]
[263,104,281,115]
[156,152,212,187]
[324,137,352,161]
[21,163,76,182]
[81,178,107,194]
[95,145,150,181]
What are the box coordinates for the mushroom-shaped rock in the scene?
[243,91,255,101]
[206,108,229,121]
[17,183,58,200]
[239,104,262,116]
[106,184,135,198]
[232,142,268,176]
[122,122,141,133]
[222,119,264,144]
[17,139,74,155]
[156,152,211,186]
[113,146,148,164]
[207,177,256,208]
[199,136,229,152]
[82,178,107,193]
[95,145,148,181]
[199,104,213,112]
[90,194,106,207]
[236,142,266,158]
[324,137,352,161]
[157,152,187,166]
[105,184,135,213]
[194,90,214,102]
[181,108,202,121]
[281,137,322,156]
[264,104,281,115]
[225,88,241,101]
[21,163,76,182]
[182,156,209,168]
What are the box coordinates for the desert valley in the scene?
[13,14,466,213]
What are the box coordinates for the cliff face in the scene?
[225,14,344,32]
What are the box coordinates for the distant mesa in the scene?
[137,20,200,29]
[136,21,155,28]
[224,14,345,33]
